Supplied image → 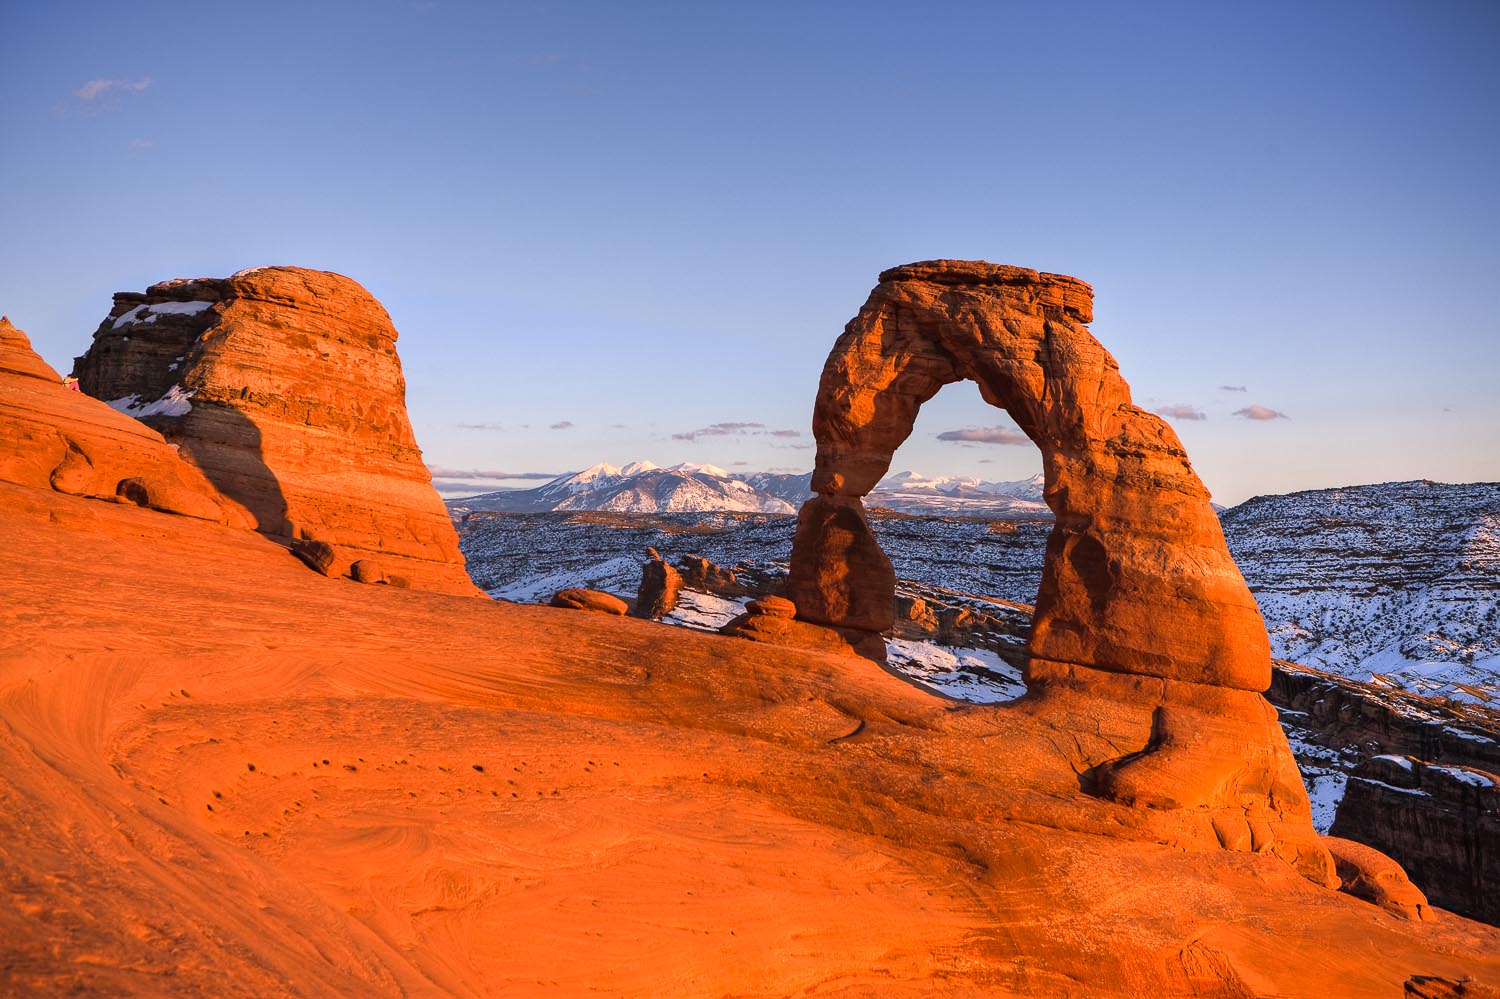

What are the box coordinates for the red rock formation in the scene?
[785,261,1333,884]
[71,268,475,595]
[1325,835,1432,921]
[551,588,629,615]
[634,549,683,619]
[0,317,235,523]
[789,260,1266,690]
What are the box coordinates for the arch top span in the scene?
[788,259,1270,692]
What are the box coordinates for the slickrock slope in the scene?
[3,485,1499,997]
[71,268,474,595]
[788,260,1329,881]
[0,317,234,523]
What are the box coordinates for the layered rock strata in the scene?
[0,317,234,523]
[72,268,475,595]
[785,260,1333,883]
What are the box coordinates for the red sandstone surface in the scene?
[4,487,1498,996]
[71,267,474,595]
[3,263,1497,996]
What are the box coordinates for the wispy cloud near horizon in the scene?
[425,465,558,481]
[1218,384,1248,392]
[1234,404,1289,421]
[936,426,1030,445]
[673,421,801,442]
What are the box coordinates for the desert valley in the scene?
[2,261,1497,997]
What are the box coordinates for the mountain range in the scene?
[445,461,1051,518]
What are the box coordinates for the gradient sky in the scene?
[3,1,1497,505]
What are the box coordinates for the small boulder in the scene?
[551,588,628,616]
[351,559,388,584]
[116,476,225,522]
[291,538,346,578]
[1325,835,1432,921]
[746,595,797,619]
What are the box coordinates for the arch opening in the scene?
[785,260,1271,693]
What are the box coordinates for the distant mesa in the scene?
[782,260,1337,886]
[71,267,476,595]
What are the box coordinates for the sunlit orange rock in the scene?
[71,268,476,595]
[786,261,1334,883]
[789,260,1265,690]
[0,316,234,523]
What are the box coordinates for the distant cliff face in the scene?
[72,267,475,595]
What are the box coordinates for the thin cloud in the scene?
[457,421,504,430]
[936,427,1030,446]
[673,421,800,442]
[549,420,575,430]
[1218,384,1248,392]
[1154,404,1206,421]
[425,466,557,481]
[1234,405,1288,421]
[77,77,152,102]
[128,138,153,152]
[609,423,628,429]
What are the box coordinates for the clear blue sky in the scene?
[3,1,1496,505]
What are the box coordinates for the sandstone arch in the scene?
[787,260,1269,691]
[784,262,1336,883]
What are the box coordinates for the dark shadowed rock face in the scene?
[1332,753,1499,925]
[72,267,476,596]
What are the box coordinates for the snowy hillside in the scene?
[1222,480,1500,702]
[454,478,1500,703]
[866,471,1048,517]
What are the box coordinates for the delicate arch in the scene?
[786,260,1269,691]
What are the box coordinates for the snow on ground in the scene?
[1278,714,1363,833]
[884,638,1025,704]
[108,385,195,419]
[112,305,148,329]
[485,555,641,604]
[112,300,213,329]
[1429,764,1497,787]
[664,591,749,632]
[147,300,214,316]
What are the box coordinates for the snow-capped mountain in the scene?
[448,462,798,515]
[446,462,1054,518]
[867,471,1048,517]
[1221,479,1500,702]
